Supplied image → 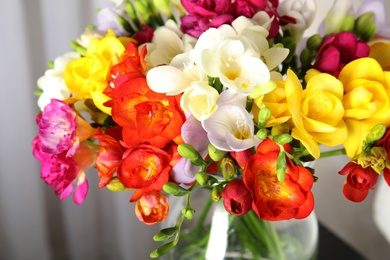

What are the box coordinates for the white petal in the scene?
[146,65,191,95]
[263,47,290,70]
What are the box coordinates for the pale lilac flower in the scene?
[170,115,208,183]
[37,52,79,111]
[96,7,130,36]
[37,99,79,157]
[202,104,261,151]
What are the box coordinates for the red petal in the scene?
[383,168,390,186]
[342,182,369,202]
[295,192,314,219]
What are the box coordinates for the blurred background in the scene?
[1,0,389,259]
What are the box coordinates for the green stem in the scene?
[193,196,213,238]
[319,148,346,158]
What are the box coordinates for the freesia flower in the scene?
[135,191,170,225]
[36,99,79,156]
[369,41,390,71]
[285,70,348,159]
[96,7,130,36]
[111,77,185,149]
[32,138,96,205]
[117,144,173,202]
[313,31,370,77]
[36,52,80,111]
[243,138,314,220]
[221,179,252,216]
[94,126,125,188]
[180,81,219,121]
[277,0,316,43]
[339,162,379,202]
[338,58,390,158]
[64,30,134,115]
[202,104,261,152]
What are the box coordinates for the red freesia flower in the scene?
[243,138,314,220]
[94,126,125,188]
[375,127,390,185]
[339,162,379,202]
[221,179,252,216]
[313,31,370,77]
[117,144,172,202]
[135,191,170,225]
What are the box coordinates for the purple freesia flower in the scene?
[96,7,130,36]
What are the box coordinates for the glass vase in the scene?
[161,189,319,260]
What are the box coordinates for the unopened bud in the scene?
[273,134,293,145]
[182,207,195,220]
[195,172,209,187]
[178,144,203,166]
[208,144,227,161]
[257,106,271,128]
[211,185,222,202]
[117,15,134,34]
[339,14,355,32]
[300,48,312,69]
[256,128,268,140]
[163,182,188,196]
[367,124,386,143]
[306,34,323,51]
[152,0,172,18]
[271,123,290,136]
[106,177,130,192]
[135,0,151,23]
[220,157,236,180]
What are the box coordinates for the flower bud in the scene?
[182,207,195,220]
[208,143,227,161]
[163,182,188,196]
[354,12,375,42]
[195,171,209,187]
[135,0,151,24]
[306,34,322,51]
[220,157,236,180]
[221,179,252,216]
[211,185,223,202]
[153,227,178,242]
[117,15,134,34]
[300,48,312,69]
[257,106,271,128]
[178,144,203,166]
[273,134,293,145]
[367,124,386,144]
[339,14,355,32]
[256,128,268,140]
[324,0,353,34]
[152,0,172,18]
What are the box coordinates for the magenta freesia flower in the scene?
[37,99,79,157]
[32,138,95,204]
[313,31,370,77]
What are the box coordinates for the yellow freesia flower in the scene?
[285,70,347,159]
[369,41,390,71]
[64,30,134,115]
[253,80,292,127]
[338,57,390,158]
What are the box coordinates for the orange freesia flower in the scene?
[94,126,125,188]
[135,191,170,225]
[243,138,314,220]
[111,77,185,148]
[117,144,172,202]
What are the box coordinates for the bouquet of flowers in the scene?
[32,0,390,258]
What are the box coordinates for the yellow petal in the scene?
[338,58,385,86]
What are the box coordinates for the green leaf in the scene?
[150,240,177,258]
[153,227,178,241]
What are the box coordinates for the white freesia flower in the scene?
[144,20,196,69]
[76,30,104,49]
[181,81,219,121]
[202,104,261,152]
[278,0,316,43]
[36,52,80,111]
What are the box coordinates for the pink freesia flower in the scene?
[37,99,79,157]
[313,31,370,77]
[33,138,96,204]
